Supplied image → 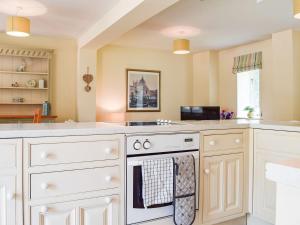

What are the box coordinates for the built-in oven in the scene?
[126,133,200,225]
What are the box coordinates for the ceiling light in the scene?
[294,0,300,19]
[173,39,190,55]
[6,16,30,37]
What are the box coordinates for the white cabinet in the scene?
[0,176,16,225]
[203,153,244,223]
[0,139,22,225]
[252,129,300,224]
[31,195,119,225]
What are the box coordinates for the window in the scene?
[237,69,260,118]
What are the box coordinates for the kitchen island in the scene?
[1,119,300,225]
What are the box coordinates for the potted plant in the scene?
[244,106,254,119]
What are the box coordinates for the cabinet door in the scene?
[253,151,292,224]
[203,156,225,222]
[203,154,244,223]
[224,153,243,216]
[0,176,16,225]
[79,195,119,225]
[31,202,76,225]
[31,195,119,225]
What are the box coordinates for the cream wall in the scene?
[192,51,219,106]
[96,45,193,121]
[218,39,273,119]
[0,33,77,122]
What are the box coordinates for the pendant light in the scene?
[173,39,190,54]
[294,0,300,19]
[6,7,30,37]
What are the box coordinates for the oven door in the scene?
[126,151,199,225]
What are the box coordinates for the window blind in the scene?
[232,51,262,74]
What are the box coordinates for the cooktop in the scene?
[125,120,180,126]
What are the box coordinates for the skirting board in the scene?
[136,215,246,225]
[247,215,274,225]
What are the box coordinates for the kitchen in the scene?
[1,0,300,225]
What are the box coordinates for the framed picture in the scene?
[126,69,161,112]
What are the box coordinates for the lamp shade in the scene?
[173,39,190,54]
[294,0,300,19]
[6,16,30,37]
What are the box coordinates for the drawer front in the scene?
[30,140,119,166]
[30,166,120,199]
[204,133,244,152]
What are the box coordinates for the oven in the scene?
[126,133,200,225]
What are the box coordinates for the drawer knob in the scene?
[105,197,112,204]
[209,140,216,146]
[40,206,48,213]
[40,152,48,159]
[105,176,112,182]
[105,148,112,154]
[6,192,15,200]
[235,139,241,144]
[204,169,210,174]
[40,183,49,190]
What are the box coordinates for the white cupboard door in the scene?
[31,203,76,225]
[224,153,243,216]
[79,195,119,225]
[253,151,293,224]
[203,156,225,223]
[0,176,16,225]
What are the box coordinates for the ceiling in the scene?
[0,0,120,38]
[113,0,300,52]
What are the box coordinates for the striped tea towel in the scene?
[173,155,196,225]
[142,158,174,208]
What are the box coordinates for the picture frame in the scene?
[126,69,161,112]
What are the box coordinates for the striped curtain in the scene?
[232,51,262,74]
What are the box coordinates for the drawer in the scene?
[203,133,244,152]
[30,139,119,166]
[30,166,120,199]
[0,140,20,169]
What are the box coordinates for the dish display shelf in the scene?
[0,47,52,115]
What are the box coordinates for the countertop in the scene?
[2,119,300,138]
[266,160,300,188]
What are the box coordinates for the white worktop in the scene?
[266,160,300,188]
[1,119,300,138]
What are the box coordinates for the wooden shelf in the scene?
[0,71,48,76]
[0,102,43,105]
[0,87,48,90]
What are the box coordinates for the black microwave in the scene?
[181,106,220,120]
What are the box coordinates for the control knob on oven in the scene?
[133,140,142,150]
[143,140,151,150]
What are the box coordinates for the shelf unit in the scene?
[0,46,53,115]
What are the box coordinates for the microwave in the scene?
[181,106,220,120]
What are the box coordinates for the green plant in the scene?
[244,106,254,113]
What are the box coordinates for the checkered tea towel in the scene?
[173,155,196,225]
[142,158,174,208]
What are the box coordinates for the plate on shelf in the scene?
[26,79,37,88]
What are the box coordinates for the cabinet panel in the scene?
[0,176,16,225]
[253,151,293,224]
[0,140,17,169]
[203,156,224,222]
[79,196,119,225]
[204,133,244,153]
[203,153,244,224]
[224,154,243,215]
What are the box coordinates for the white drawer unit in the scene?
[30,166,120,199]
[29,138,120,166]
[31,195,120,225]
[203,133,244,153]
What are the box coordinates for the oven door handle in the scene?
[128,161,143,166]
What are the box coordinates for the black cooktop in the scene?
[125,121,175,126]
